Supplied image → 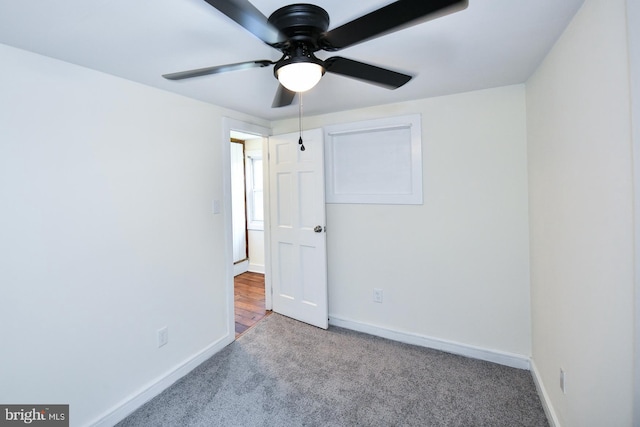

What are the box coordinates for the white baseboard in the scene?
[233,261,249,276]
[328,315,530,370]
[89,334,234,427]
[248,263,265,274]
[530,359,561,427]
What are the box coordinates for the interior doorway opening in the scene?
[223,119,329,336]
[229,128,270,337]
[230,131,266,276]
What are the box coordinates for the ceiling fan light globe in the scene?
[277,62,324,93]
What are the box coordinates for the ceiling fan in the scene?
[163,0,469,108]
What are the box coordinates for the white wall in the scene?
[626,0,640,425]
[272,84,532,360]
[247,230,265,273]
[628,0,640,423]
[526,0,634,425]
[0,43,268,426]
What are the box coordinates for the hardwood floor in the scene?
[234,271,270,338]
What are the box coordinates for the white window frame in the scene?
[245,150,264,230]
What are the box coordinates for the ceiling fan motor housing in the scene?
[268,4,330,52]
[269,4,330,82]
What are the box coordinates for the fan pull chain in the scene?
[298,93,305,152]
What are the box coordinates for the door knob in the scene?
[314,225,323,233]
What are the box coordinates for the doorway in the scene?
[222,118,328,336]
[226,123,271,338]
[230,132,266,276]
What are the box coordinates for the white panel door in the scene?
[269,128,328,329]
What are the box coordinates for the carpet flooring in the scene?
[117,314,548,426]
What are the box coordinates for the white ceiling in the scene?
[0,0,584,120]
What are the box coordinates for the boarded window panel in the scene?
[333,126,413,195]
[325,114,423,204]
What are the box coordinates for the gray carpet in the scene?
[117,314,548,426]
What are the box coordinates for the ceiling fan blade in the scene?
[163,60,273,80]
[321,0,468,51]
[324,57,412,89]
[272,84,296,108]
[202,0,283,46]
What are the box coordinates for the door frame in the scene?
[222,118,272,338]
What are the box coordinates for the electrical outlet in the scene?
[158,326,168,348]
[373,288,383,303]
[560,369,566,394]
